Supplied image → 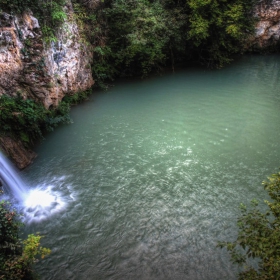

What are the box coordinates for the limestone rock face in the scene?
[253,0,280,48]
[42,6,94,108]
[0,3,94,109]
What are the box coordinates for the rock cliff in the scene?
[0,2,94,168]
[252,0,280,48]
[0,5,94,108]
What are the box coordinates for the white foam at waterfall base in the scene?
[0,152,69,223]
[22,184,67,223]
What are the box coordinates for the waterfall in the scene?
[0,152,27,201]
[0,152,68,223]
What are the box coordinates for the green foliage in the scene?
[62,89,93,104]
[72,2,97,44]
[83,0,187,86]
[0,0,258,83]
[75,0,256,86]
[0,200,21,258]
[0,0,66,44]
[8,234,51,278]
[0,0,36,13]
[41,26,58,44]
[0,94,71,146]
[71,0,114,87]
[186,0,257,67]
[0,197,51,280]
[218,171,280,279]
[0,89,93,146]
[39,0,67,44]
[50,1,67,22]
[105,0,169,75]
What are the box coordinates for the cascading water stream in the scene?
[0,152,27,201]
[0,152,69,223]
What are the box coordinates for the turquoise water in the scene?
[23,55,280,279]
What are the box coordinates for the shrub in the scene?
[218,171,280,279]
[0,94,71,146]
[0,195,51,280]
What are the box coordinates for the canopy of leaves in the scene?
[218,171,280,279]
[102,0,186,76]
[75,0,256,86]
[186,0,257,67]
[82,0,187,86]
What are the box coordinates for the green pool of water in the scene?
[23,55,280,279]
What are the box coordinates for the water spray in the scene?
[0,152,67,223]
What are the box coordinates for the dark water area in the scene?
[22,55,280,279]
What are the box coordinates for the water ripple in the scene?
[22,55,280,280]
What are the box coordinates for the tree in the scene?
[79,0,256,86]
[186,0,257,67]
[98,0,184,77]
[218,171,280,279]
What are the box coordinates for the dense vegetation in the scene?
[219,172,280,279]
[73,0,257,86]
[0,193,50,280]
[0,94,70,146]
[0,90,93,147]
